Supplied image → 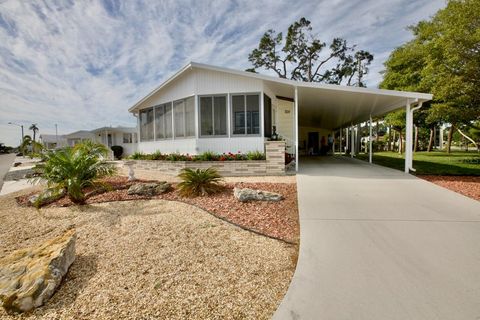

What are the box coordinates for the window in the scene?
[173,97,195,138]
[200,95,227,136]
[154,102,173,140]
[231,94,260,135]
[139,107,154,141]
[123,133,133,143]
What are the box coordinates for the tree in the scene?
[247,17,374,86]
[381,0,480,153]
[32,141,116,204]
[384,110,406,153]
[20,135,32,154]
[29,124,39,142]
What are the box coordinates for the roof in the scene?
[128,61,433,114]
[90,126,136,133]
[39,134,66,143]
[64,130,95,139]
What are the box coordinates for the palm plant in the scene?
[177,167,224,197]
[33,141,116,204]
[29,124,39,142]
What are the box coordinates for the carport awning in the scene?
[262,79,432,130]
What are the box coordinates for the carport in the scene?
[262,78,432,173]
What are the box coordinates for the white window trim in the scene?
[198,94,229,138]
[173,95,195,139]
[230,92,262,137]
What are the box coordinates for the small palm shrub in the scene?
[130,151,145,160]
[195,151,219,161]
[177,167,224,197]
[246,150,266,160]
[149,150,164,160]
[32,141,116,204]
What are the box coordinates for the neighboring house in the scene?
[91,126,138,156]
[64,130,96,147]
[129,62,431,171]
[39,134,67,150]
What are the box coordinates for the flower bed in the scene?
[129,150,266,161]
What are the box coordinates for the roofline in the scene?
[129,61,433,112]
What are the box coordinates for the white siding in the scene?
[138,139,196,154]
[139,70,195,109]
[195,69,262,95]
[197,137,264,154]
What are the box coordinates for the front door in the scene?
[107,134,113,147]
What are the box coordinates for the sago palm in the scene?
[177,167,224,197]
[33,141,116,204]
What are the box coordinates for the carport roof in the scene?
[129,62,432,129]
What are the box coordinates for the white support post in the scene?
[369,116,373,164]
[339,128,343,154]
[405,100,412,173]
[294,86,299,172]
[351,125,355,158]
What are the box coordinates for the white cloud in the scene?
[0,0,446,146]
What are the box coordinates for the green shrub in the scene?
[32,141,116,204]
[130,151,146,160]
[246,150,266,160]
[195,151,219,161]
[177,167,224,197]
[149,150,164,160]
[111,145,123,159]
[165,153,187,161]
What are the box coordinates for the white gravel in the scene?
[0,190,296,320]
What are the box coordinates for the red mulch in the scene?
[16,177,299,243]
[420,175,480,201]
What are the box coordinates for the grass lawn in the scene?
[354,151,480,175]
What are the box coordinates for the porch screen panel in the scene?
[155,104,165,140]
[140,107,154,141]
[213,96,227,135]
[165,103,173,138]
[232,95,245,135]
[246,94,260,134]
[174,100,185,138]
[200,97,213,136]
[185,97,195,137]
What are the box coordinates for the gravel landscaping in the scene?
[16,177,299,243]
[0,190,297,319]
[420,175,480,201]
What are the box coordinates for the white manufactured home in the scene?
[129,62,432,172]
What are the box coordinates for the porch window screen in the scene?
[154,102,173,140]
[231,94,260,135]
[140,107,154,141]
[200,95,227,136]
[173,97,195,138]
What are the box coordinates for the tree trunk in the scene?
[427,128,434,152]
[414,125,418,152]
[388,127,393,151]
[398,131,403,154]
[446,125,454,153]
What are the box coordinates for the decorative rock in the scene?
[233,187,283,202]
[127,182,170,196]
[0,229,76,313]
[28,189,65,207]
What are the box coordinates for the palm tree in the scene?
[29,124,39,143]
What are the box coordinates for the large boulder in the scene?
[127,182,170,196]
[0,229,76,313]
[233,187,283,202]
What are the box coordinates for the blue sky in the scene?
[0,0,446,146]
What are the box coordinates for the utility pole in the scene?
[8,122,24,145]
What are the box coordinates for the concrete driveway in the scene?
[274,156,480,320]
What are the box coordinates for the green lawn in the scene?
[353,151,480,176]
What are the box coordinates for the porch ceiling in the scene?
[263,79,432,130]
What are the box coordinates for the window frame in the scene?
[139,107,154,142]
[198,94,229,138]
[230,92,261,137]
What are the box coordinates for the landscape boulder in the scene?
[0,229,76,313]
[127,182,170,196]
[28,188,65,207]
[233,187,283,202]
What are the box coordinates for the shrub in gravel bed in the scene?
[177,167,224,197]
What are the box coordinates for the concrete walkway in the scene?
[274,156,480,320]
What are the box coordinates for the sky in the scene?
[0,0,447,146]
